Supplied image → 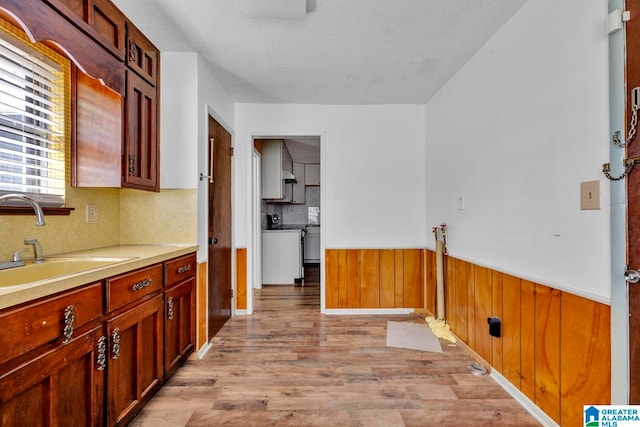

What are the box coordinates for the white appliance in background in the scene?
[304,225,320,263]
[262,229,304,285]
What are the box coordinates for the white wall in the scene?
[234,104,427,248]
[425,0,610,301]
[160,52,199,189]
[160,52,235,261]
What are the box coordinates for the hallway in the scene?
[131,285,540,426]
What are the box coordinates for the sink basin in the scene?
[0,257,133,287]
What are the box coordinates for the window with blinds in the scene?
[0,24,69,207]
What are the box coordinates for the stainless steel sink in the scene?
[0,257,133,287]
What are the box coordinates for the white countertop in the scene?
[0,244,198,310]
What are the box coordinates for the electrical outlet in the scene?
[580,180,600,210]
[86,204,99,223]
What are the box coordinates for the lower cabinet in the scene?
[107,294,164,427]
[164,277,195,378]
[0,326,106,427]
[0,252,196,426]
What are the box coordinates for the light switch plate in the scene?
[580,180,600,210]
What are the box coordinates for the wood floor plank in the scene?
[131,284,540,426]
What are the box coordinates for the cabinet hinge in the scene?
[229,147,234,156]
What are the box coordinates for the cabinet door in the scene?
[124,70,158,191]
[44,0,127,60]
[73,67,123,187]
[107,294,163,426]
[164,278,195,378]
[292,162,305,204]
[261,140,284,199]
[126,22,159,86]
[0,326,106,427]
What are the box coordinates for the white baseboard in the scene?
[197,342,212,359]
[325,308,415,315]
[490,370,559,427]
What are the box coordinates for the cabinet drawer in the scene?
[106,264,163,312]
[165,253,197,288]
[0,282,103,365]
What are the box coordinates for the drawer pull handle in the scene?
[177,264,192,274]
[97,336,107,371]
[62,305,75,345]
[111,328,121,360]
[167,297,174,321]
[132,278,153,291]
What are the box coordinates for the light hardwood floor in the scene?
[130,285,540,426]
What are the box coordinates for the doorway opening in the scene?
[250,135,323,313]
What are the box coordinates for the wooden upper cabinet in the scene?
[44,0,126,60]
[72,67,123,188]
[124,69,159,191]
[127,22,158,86]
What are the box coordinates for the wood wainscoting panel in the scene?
[502,274,521,388]
[445,256,456,331]
[337,250,349,307]
[520,280,536,402]
[346,250,360,308]
[196,262,208,351]
[473,266,493,365]
[534,284,561,423]
[439,255,611,423]
[453,258,468,342]
[235,249,247,310]
[491,270,504,374]
[560,292,611,425]
[359,249,380,308]
[379,250,395,308]
[403,249,423,308]
[325,249,426,309]
[394,249,405,308]
[325,249,340,308]
[425,249,436,315]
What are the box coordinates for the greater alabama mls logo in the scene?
[585,405,640,426]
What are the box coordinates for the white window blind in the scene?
[0,28,66,207]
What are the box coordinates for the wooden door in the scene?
[208,115,232,339]
[628,0,640,403]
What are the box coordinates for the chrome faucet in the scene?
[0,193,46,226]
[24,238,44,263]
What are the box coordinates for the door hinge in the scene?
[231,288,234,298]
[608,9,631,35]
[229,147,234,156]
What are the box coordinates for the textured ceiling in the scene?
[113,0,527,104]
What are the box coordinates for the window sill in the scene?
[0,207,74,216]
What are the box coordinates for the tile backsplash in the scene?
[266,186,320,226]
[0,186,197,261]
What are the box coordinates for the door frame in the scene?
[609,0,630,403]
[247,132,326,314]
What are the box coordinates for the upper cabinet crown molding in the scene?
[0,0,125,94]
